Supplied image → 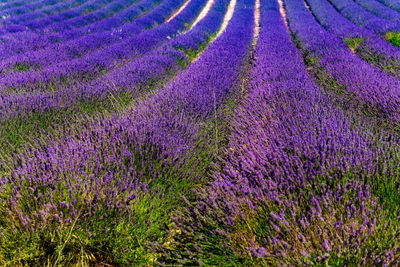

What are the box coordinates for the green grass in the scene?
[13,62,34,72]
[386,32,400,47]
[173,33,218,62]
[343,37,365,52]
[352,39,400,77]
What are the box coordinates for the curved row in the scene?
[0,0,192,91]
[0,0,110,34]
[0,0,160,60]
[327,0,400,34]
[4,0,87,24]
[284,0,400,123]
[305,0,400,76]
[353,0,400,24]
[0,0,44,18]
[1,0,61,22]
[377,0,400,13]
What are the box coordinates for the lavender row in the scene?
[23,0,117,30]
[0,0,228,119]
[13,0,138,32]
[4,0,87,24]
[0,0,100,34]
[0,0,171,66]
[73,0,155,34]
[327,0,400,34]
[41,0,141,33]
[0,0,37,10]
[284,0,400,122]
[353,0,400,24]
[0,0,43,18]
[377,0,400,12]
[306,0,371,38]
[0,0,115,35]
[0,0,159,61]
[1,0,62,23]
[1,0,254,250]
[0,0,199,92]
[305,0,400,72]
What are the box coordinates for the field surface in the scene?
[2,0,400,265]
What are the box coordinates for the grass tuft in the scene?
[343,37,365,52]
[385,32,400,47]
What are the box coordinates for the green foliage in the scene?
[353,40,400,77]
[385,32,400,47]
[343,37,365,52]
[367,153,400,217]
[13,63,33,72]
[173,33,218,62]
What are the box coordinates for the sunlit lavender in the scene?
[1,0,400,265]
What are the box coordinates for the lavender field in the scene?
[2,0,400,265]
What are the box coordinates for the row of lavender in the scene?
[0,0,161,65]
